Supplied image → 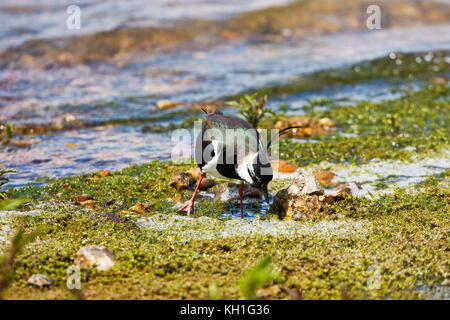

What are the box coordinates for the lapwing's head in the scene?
[245,151,273,204]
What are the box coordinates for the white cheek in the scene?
[202,141,220,169]
[202,141,227,179]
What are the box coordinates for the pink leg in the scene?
[178,172,205,216]
[239,182,244,219]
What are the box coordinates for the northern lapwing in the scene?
[178,109,304,218]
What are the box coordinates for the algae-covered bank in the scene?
[0,0,449,300]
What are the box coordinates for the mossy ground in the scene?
[277,81,449,166]
[0,170,448,299]
[1,79,449,299]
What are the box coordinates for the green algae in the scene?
[1,176,448,299]
[6,160,190,212]
[278,82,449,166]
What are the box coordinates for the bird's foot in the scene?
[177,200,195,216]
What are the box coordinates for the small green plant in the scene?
[0,199,25,210]
[0,166,16,200]
[238,255,279,299]
[227,93,275,128]
[0,223,40,299]
[5,124,12,139]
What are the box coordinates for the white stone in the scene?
[28,274,54,289]
[75,245,116,271]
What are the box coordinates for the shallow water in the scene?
[1,125,194,187]
[2,24,449,127]
[2,23,450,187]
[0,0,294,49]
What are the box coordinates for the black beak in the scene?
[262,184,270,204]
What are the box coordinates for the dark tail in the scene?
[266,125,308,149]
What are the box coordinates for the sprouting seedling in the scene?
[0,166,17,200]
[0,166,17,198]
[5,124,12,139]
[227,93,275,129]
[238,255,279,299]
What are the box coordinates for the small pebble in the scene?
[28,274,54,289]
